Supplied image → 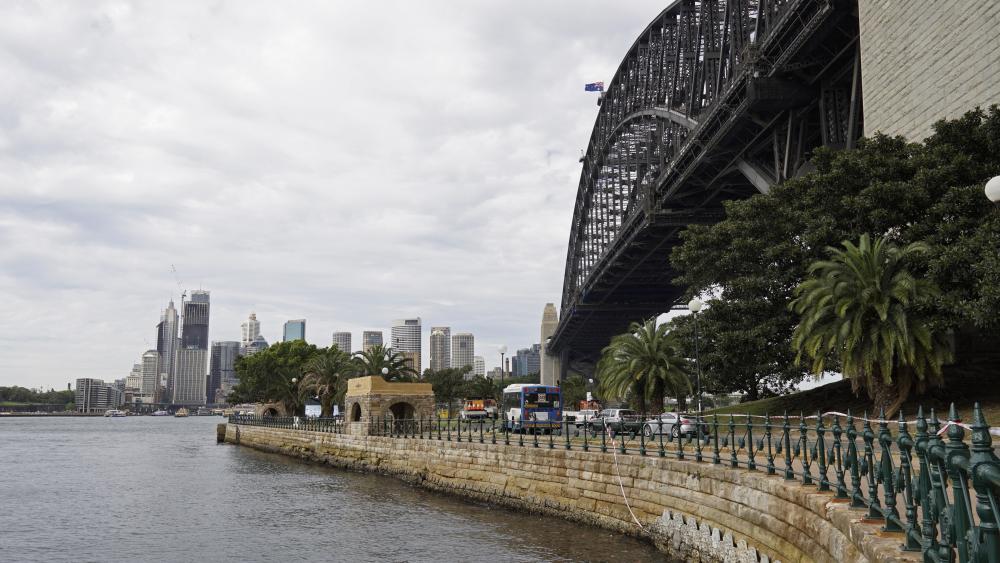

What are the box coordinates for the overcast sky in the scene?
[0,1,667,389]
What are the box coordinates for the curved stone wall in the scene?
[224,424,909,562]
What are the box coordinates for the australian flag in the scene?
[584,81,604,92]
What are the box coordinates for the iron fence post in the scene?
[564,418,571,450]
[896,410,920,551]
[729,415,737,468]
[969,403,1000,563]
[658,417,665,458]
[746,414,756,471]
[878,408,902,532]
[800,412,812,485]
[713,415,721,465]
[862,412,881,519]
[640,419,647,456]
[846,410,865,507]
[832,414,848,499]
[817,411,829,492]
[945,403,972,563]
[765,413,775,475]
[783,412,793,480]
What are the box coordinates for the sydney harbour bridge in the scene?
[549,0,863,374]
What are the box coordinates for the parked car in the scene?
[641,412,710,439]
[590,408,642,433]
[564,409,599,429]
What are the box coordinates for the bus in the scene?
[502,384,562,433]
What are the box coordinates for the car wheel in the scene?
[670,426,679,439]
[643,424,653,438]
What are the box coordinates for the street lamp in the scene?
[688,298,703,414]
[986,176,1000,205]
[381,367,389,378]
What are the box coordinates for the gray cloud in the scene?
[0,0,664,387]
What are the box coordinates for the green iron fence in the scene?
[229,404,1000,561]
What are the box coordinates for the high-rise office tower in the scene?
[156,300,179,400]
[140,350,159,400]
[243,335,269,356]
[391,318,421,372]
[283,319,306,342]
[173,291,210,405]
[513,344,541,378]
[209,341,240,404]
[75,378,123,413]
[429,327,451,371]
[473,356,486,378]
[540,303,561,386]
[331,332,352,353]
[451,332,474,375]
[241,313,261,346]
[362,331,383,352]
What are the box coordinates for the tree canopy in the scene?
[229,340,320,414]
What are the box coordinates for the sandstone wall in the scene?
[224,424,908,563]
[859,0,1000,141]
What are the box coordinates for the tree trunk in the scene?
[677,394,687,411]
[866,372,907,418]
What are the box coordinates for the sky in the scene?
[0,0,669,389]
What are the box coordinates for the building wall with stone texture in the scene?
[859,0,1000,141]
[224,424,911,563]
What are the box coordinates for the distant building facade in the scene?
[451,333,475,375]
[429,327,451,371]
[241,313,261,346]
[140,350,159,402]
[209,341,240,404]
[362,331,383,352]
[391,318,421,373]
[513,344,541,378]
[156,300,179,401]
[331,332,352,353]
[243,335,269,356]
[75,378,123,413]
[473,356,485,378]
[173,291,210,405]
[283,319,306,342]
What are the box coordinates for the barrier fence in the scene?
[229,403,1000,562]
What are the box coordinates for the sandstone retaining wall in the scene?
[224,424,914,563]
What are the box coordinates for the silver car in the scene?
[641,412,708,439]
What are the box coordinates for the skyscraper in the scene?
[362,331,383,352]
[540,303,561,386]
[209,341,240,404]
[140,350,159,400]
[241,313,261,346]
[513,344,541,378]
[156,300,179,401]
[331,332,352,353]
[473,356,486,378]
[283,319,306,342]
[243,334,269,356]
[429,327,451,371]
[391,318,421,372]
[173,291,210,405]
[451,332,474,374]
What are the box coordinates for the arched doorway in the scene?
[263,407,279,417]
[388,402,415,420]
[350,402,362,422]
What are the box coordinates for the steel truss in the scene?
[551,0,862,371]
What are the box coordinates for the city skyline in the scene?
[0,1,666,389]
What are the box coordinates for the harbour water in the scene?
[0,416,666,562]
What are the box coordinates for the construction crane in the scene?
[170,264,186,305]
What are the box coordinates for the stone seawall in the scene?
[224,424,910,563]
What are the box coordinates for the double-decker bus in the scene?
[502,384,562,433]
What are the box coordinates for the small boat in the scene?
[151,410,170,416]
[104,409,126,417]
[174,408,190,418]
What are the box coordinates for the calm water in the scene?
[0,416,666,562]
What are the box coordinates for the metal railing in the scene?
[229,404,1000,562]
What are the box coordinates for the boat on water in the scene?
[104,409,126,417]
[174,408,190,418]
[151,410,170,416]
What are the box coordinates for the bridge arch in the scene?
[552,0,864,371]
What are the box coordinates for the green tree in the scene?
[595,320,691,414]
[790,235,953,415]
[425,366,471,418]
[300,346,356,417]
[230,340,320,415]
[671,107,1000,401]
[353,344,418,381]
[559,374,588,410]
[464,375,497,402]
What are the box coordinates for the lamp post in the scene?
[290,377,299,416]
[498,345,507,392]
[687,298,703,414]
[986,176,1000,206]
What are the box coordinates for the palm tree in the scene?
[300,347,355,417]
[596,320,691,414]
[790,234,952,416]
[353,344,419,381]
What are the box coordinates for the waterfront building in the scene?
[156,299,179,400]
[362,330,383,353]
[209,341,240,404]
[391,318,421,372]
[243,334,269,356]
[173,291,210,405]
[451,333,474,376]
[429,327,451,371]
[473,356,485,378]
[241,313,261,346]
[75,378,124,413]
[140,350,159,401]
[332,332,352,353]
[125,366,142,392]
[283,319,306,342]
[513,344,541,378]
[539,303,561,386]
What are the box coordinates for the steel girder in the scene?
[551,0,863,371]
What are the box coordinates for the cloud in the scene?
[0,0,665,387]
